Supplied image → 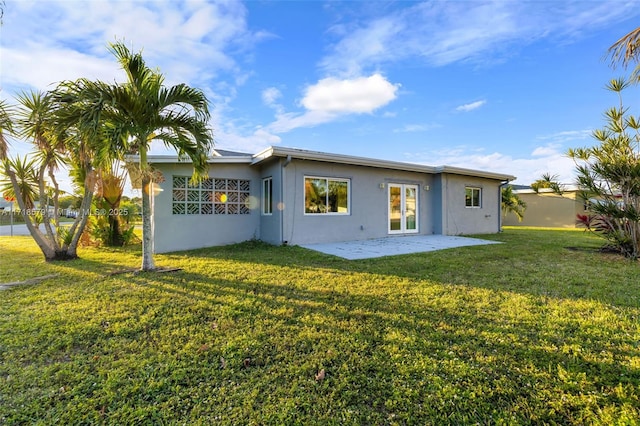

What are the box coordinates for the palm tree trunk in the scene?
[140,175,155,270]
[108,215,123,246]
[139,147,155,271]
[48,167,60,229]
[66,176,94,258]
[3,162,58,260]
[37,163,60,251]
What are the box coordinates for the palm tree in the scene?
[531,173,564,195]
[501,185,526,222]
[59,42,214,270]
[568,77,640,258]
[0,99,16,209]
[0,99,12,161]
[4,90,96,260]
[0,155,38,209]
[608,27,640,82]
[15,91,66,229]
[94,161,128,246]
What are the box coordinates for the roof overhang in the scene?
[126,154,253,164]
[434,165,516,182]
[253,146,438,174]
[253,146,515,181]
[128,146,516,182]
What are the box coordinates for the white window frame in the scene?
[304,176,351,215]
[465,186,482,208]
[262,177,273,216]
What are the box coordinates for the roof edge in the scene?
[129,146,516,181]
[435,165,516,182]
[252,146,438,174]
[126,155,253,164]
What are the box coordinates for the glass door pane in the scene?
[405,186,417,231]
[389,184,418,234]
[389,185,402,232]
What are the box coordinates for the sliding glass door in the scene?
[388,184,418,234]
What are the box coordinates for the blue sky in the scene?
[2,0,640,193]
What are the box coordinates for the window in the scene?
[172,176,251,215]
[262,177,273,215]
[304,177,350,214]
[465,187,482,208]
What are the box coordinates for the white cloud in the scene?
[268,110,336,134]
[266,74,399,133]
[0,1,275,192]
[148,125,281,158]
[1,0,263,93]
[531,144,562,157]
[456,100,486,112]
[406,144,577,185]
[393,123,440,133]
[301,74,399,114]
[213,128,282,154]
[320,1,639,75]
[536,130,592,144]
[261,87,285,115]
[2,46,120,91]
[321,16,403,76]
[262,87,282,107]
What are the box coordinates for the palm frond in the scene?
[608,27,640,69]
[0,99,14,160]
[1,154,39,209]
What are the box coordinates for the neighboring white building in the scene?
[146,146,515,253]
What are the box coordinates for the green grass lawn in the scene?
[1,229,639,425]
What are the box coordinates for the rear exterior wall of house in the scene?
[437,174,504,235]
[151,163,261,253]
[277,158,436,245]
[151,159,507,253]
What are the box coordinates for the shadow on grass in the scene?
[3,229,640,423]
[155,229,640,309]
[116,264,640,423]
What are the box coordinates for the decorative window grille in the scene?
[172,176,251,215]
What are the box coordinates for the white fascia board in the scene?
[436,165,516,182]
[125,155,253,164]
[252,146,439,174]
[252,146,276,163]
[128,147,516,181]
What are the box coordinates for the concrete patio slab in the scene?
[300,234,501,260]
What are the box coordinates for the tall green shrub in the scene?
[568,78,640,258]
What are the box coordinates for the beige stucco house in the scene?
[503,186,586,228]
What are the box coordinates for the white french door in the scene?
[388,184,418,234]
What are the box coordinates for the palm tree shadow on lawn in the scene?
[112,266,640,420]
[47,227,640,310]
[153,231,637,308]
[5,231,639,421]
